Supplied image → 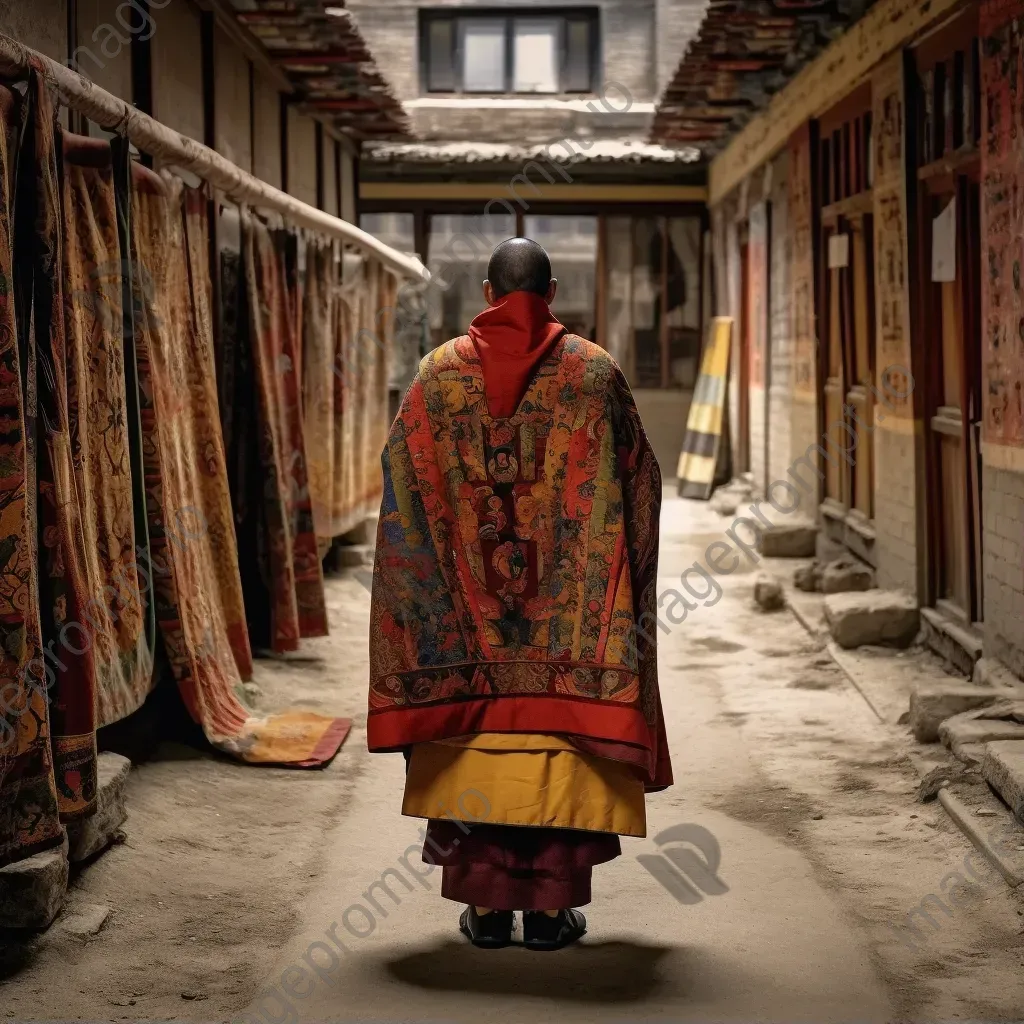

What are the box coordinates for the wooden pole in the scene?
[0,32,429,283]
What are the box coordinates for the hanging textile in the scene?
[334,255,393,535]
[60,132,154,729]
[130,172,346,765]
[181,189,253,679]
[217,206,273,651]
[0,71,63,867]
[244,215,327,651]
[677,316,733,499]
[302,238,339,545]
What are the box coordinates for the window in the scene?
[421,9,598,94]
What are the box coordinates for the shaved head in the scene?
[486,237,552,299]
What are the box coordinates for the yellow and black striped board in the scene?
[677,317,732,499]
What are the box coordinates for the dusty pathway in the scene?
[3,494,1024,1022]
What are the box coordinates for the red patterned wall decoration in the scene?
[872,52,915,416]
[980,0,1024,446]
[789,123,816,397]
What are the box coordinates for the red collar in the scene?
[468,292,565,418]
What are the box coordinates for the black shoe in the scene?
[522,909,587,951]
[459,907,516,949]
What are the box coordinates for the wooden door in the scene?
[816,91,876,537]
[914,14,984,624]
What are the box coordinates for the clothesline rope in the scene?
[0,32,430,283]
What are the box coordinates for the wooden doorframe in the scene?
[737,233,751,476]
[908,14,984,622]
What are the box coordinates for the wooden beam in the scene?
[708,0,966,206]
[360,182,708,203]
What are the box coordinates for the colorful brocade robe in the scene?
[367,333,672,790]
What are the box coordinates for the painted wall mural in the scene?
[872,52,914,416]
[981,0,1024,447]
[788,123,816,397]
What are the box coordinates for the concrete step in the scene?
[982,740,1024,822]
[909,684,1000,743]
[939,703,1024,765]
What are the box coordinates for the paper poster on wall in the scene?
[931,197,957,282]
[827,233,850,269]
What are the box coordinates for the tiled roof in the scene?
[650,0,877,153]
[363,139,702,165]
[227,0,410,138]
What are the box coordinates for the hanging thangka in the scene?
[0,69,64,868]
[130,174,347,766]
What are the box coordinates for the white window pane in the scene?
[514,20,558,93]
[461,21,506,92]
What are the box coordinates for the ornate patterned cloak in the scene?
[368,333,672,790]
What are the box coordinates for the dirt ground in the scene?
[2,492,1024,1023]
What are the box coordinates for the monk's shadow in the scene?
[384,938,677,1002]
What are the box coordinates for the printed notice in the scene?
[932,197,956,282]
[827,233,850,269]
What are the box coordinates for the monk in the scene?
[368,237,671,951]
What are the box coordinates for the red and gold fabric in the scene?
[368,322,671,791]
[0,71,64,866]
[131,175,346,767]
[244,217,328,650]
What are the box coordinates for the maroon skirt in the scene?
[423,820,621,911]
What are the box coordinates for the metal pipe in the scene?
[0,33,429,282]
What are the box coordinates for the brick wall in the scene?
[983,461,1024,678]
[873,423,919,593]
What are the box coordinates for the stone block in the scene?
[67,752,130,863]
[60,902,111,937]
[939,705,1024,765]
[339,516,376,547]
[710,487,740,517]
[909,685,1000,743]
[820,557,875,595]
[982,740,1024,821]
[757,522,818,558]
[753,572,785,611]
[824,590,920,649]
[793,560,822,593]
[0,838,68,929]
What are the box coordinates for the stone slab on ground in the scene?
[60,902,111,937]
[0,838,69,929]
[939,712,1024,765]
[758,522,818,558]
[820,557,874,595]
[824,589,920,649]
[67,752,130,863]
[909,684,1000,743]
[982,740,1024,822]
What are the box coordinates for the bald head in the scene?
[484,237,556,303]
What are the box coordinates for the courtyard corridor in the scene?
[4,495,1024,1023]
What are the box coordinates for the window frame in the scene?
[418,7,600,96]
